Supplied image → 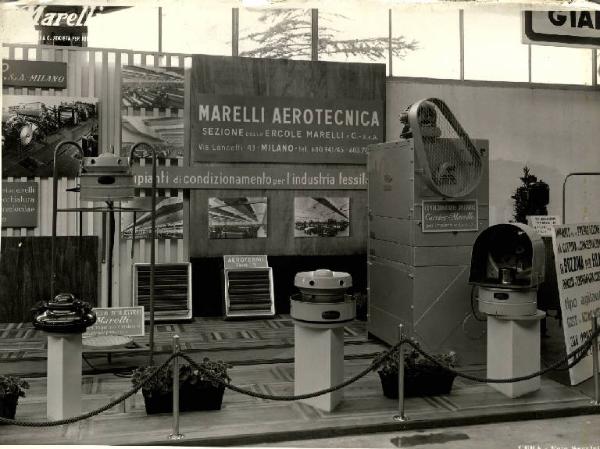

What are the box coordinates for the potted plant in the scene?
[132,358,230,415]
[0,375,29,421]
[376,345,457,398]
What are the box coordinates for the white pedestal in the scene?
[294,323,345,412]
[487,311,545,398]
[47,333,83,420]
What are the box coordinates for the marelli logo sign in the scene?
[29,5,98,27]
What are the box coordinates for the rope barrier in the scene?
[1,323,600,426]
[179,344,402,401]
[178,327,600,399]
[0,353,177,427]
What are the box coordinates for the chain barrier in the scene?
[0,353,178,427]
[2,324,600,426]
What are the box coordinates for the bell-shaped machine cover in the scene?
[402,98,483,198]
[469,223,546,289]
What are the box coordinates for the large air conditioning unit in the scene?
[367,98,488,363]
[133,262,192,321]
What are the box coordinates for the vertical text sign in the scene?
[551,223,600,385]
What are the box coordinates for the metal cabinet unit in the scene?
[367,99,489,363]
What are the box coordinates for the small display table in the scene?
[46,333,83,420]
[487,310,546,398]
[294,320,346,412]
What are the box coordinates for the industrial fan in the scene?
[367,98,489,364]
[400,98,483,198]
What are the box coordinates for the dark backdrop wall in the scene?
[187,55,385,315]
[0,237,99,322]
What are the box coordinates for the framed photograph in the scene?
[121,115,184,159]
[294,197,350,237]
[121,196,183,240]
[121,65,184,110]
[209,197,268,239]
[2,95,98,177]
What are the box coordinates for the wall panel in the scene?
[2,43,190,310]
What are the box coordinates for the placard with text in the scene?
[421,200,479,233]
[551,223,600,385]
[2,181,39,228]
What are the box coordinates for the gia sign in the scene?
[551,223,600,385]
[523,11,600,48]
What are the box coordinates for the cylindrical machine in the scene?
[469,223,545,317]
[290,269,355,325]
[294,269,352,303]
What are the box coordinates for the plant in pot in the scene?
[0,375,29,421]
[132,358,230,415]
[376,344,457,399]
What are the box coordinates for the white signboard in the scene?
[223,255,269,269]
[523,11,600,48]
[551,223,600,385]
[85,307,145,337]
[527,215,561,237]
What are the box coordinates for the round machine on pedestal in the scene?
[32,293,96,420]
[291,269,355,412]
[469,223,546,398]
[291,269,355,327]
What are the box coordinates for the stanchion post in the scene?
[592,313,599,405]
[393,324,407,422]
[168,335,184,440]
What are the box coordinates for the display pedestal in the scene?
[487,311,546,398]
[294,322,345,412]
[47,333,83,420]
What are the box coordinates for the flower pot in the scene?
[141,383,225,415]
[0,395,18,422]
[181,382,225,411]
[378,368,456,399]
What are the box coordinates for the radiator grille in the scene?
[134,263,192,321]
[224,268,275,318]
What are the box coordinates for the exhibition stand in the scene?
[487,311,546,398]
[290,270,355,412]
[46,333,83,420]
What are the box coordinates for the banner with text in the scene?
[132,165,366,190]
[551,223,600,385]
[191,94,384,164]
[3,60,67,88]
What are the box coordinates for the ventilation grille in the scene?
[134,263,192,321]
[224,268,275,318]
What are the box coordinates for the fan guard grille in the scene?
[407,99,482,198]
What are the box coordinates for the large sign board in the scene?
[551,223,600,385]
[523,11,600,48]
[192,94,383,164]
[2,60,67,89]
[2,182,39,228]
[132,165,367,190]
[85,307,145,337]
[421,200,479,233]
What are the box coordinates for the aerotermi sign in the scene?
[523,11,600,48]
